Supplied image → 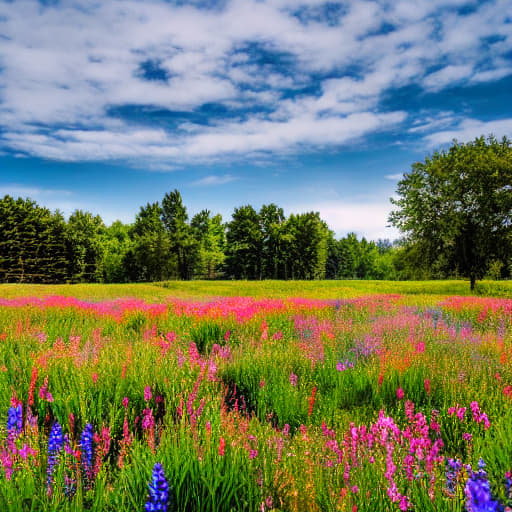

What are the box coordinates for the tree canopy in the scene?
[389,136,512,289]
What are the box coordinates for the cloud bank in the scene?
[0,0,511,166]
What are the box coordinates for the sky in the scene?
[1,0,511,241]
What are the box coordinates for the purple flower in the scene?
[7,403,22,434]
[80,423,94,472]
[47,421,64,488]
[145,463,169,512]
[464,459,500,512]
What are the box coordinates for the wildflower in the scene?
[144,386,152,402]
[289,372,298,387]
[47,421,63,490]
[145,463,169,512]
[424,378,431,395]
[122,396,129,409]
[396,388,404,400]
[249,449,258,459]
[219,437,225,456]
[80,423,94,473]
[464,459,500,512]
[7,402,22,434]
[446,458,462,495]
[337,359,354,371]
[27,366,38,407]
[308,386,317,417]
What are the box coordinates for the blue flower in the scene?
[80,423,94,471]
[145,463,169,512]
[48,421,64,454]
[464,459,501,512]
[7,403,22,434]
[446,458,462,494]
[47,421,64,487]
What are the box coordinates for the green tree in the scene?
[259,204,287,279]
[389,136,512,290]
[100,220,133,283]
[67,210,105,282]
[225,206,263,279]
[191,210,225,279]
[128,202,174,281]
[285,212,329,279]
[0,196,69,283]
[162,190,199,280]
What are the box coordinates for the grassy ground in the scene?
[1,279,511,301]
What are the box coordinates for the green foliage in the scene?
[0,196,69,283]
[224,205,263,279]
[390,135,512,289]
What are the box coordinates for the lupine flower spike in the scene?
[145,462,169,512]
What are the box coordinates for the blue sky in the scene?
[1,0,511,240]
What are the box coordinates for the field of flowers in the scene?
[1,287,512,511]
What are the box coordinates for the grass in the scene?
[0,282,511,510]
[1,278,512,301]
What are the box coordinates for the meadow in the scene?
[1,281,512,511]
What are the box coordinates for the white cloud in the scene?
[385,173,403,180]
[423,65,474,91]
[424,117,512,146]
[0,184,73,198]
[0,0,511,164]
[288,199,400,241]
[191,174,238,186]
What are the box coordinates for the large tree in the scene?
[191,210,225,279]
[162,190,199,280]
[225,205,263,279]
[389,136,512,290]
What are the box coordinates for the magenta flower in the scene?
[396,388,404,400]
[144,386,152,402]
[289,373,298,387]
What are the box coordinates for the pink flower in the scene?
[249,449,258,459]
[122,397,129,409]
[462,432,472,442]
[396,388,404,400]
[144,386,152,402]
[289,372,298,387]
[92,373,98,384]
[424,378,431,395]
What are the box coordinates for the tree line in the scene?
[0,191,410,283]
[2,136,511,286]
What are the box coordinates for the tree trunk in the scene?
[470,274,476,291]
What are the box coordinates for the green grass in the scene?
[1,278,512,301]
[1,282,512,510]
